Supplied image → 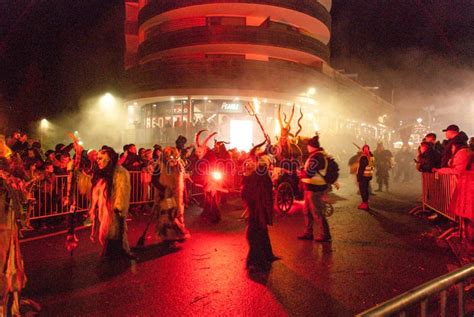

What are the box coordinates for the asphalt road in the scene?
[21,176,465,316]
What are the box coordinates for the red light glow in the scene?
[211,171,223,181]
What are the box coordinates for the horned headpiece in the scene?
[195,129,217,159]
[277,104,304,138]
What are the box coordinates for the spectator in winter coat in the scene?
[416,142,440,173]
[440,125,469,167]
[434,142,469,175]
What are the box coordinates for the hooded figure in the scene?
[89,146,134,259]
[241,141,278,272]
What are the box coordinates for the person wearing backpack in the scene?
[357,144,374,211]
[298,135,335,242]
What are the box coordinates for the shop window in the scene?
[205,102,217,113]
[152,117,159,128]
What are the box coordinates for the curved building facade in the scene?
[124,0,394,150]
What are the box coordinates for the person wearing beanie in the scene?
[357,145,374,211]
[298,135,332,242]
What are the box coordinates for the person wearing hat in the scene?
[441,124,469,167]
[298,135,332,242]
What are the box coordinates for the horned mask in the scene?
[195,129,217,159]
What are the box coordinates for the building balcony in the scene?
[138,25,330,64]
[139,0,331,28]
[138,0,331,44]
[126,58,332,97]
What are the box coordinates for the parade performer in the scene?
[274,104,304,164]
[242,141,278,272]
[357,145,374,211]
[151,147,190,246]
[89,146,135,259]
[373,142,393,192]
[298,135,332,242]
[0,139,40,315]
[193,130,222,223]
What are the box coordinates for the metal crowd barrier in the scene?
[26,169,242,222]
[357,263,474,317]
[28,171,156,221]
[27,174,89,220]
[421,173,458,221]
[129,170,155,205]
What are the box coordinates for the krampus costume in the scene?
[194,130,222,223]
[0,144,40,315]
[152,147,190,244]
[89,147,133,258]
[242,142,278,272]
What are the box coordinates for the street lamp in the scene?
[40,118,49,145]
[99,93,115,112]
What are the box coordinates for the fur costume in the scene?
[242,164,276,271]
[152,147,189,242]
[0,158,30,315]
[90,165,131,254]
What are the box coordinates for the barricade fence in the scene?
[421,172,458,221]
[357,263,474,317]
[26,170,242,223]
[27,171,157,222]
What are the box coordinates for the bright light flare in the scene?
[308,87,316,95]
[417,118,423,124]
[252,98,260,113]
[40,118,49,129]
[313,122,320,132]
[230,120,253,151]
[211,171,223,181]
[100,93,115,111]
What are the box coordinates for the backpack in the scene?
[321,155,339,185]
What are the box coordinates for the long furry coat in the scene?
[152,160,188,241]
[90,165,131,250]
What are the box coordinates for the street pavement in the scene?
[21,176,469,316]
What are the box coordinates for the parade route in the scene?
[20,177,467,316]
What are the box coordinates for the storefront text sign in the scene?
[221,102,242,113]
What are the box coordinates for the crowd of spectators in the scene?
[2,129,255,230]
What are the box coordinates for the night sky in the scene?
[0,0,473,132]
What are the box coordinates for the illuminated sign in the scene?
[221,102,242,113]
